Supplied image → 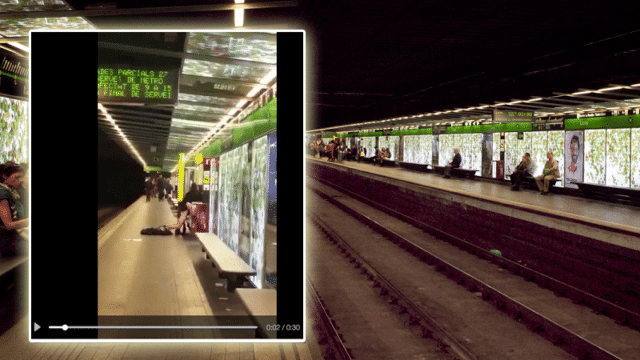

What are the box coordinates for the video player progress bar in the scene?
[49,325,257,331]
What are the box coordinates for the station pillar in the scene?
[178,153,184,201]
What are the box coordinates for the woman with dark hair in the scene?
[168,183,201,235]
[0,163,28,256]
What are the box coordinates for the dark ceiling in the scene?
[3,0,640,163]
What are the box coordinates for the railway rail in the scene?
[306,215,463,360]
[306,176,640,360]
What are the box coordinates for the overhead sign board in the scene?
[0,49,28,100]
[532,122,565,131]
[98,67,179,104]
[493,109,535,123]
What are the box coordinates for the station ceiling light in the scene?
[598,86,622,92]
[234,0,245,27]
[98,103,146,167]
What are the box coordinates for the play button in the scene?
[34,323,40,332]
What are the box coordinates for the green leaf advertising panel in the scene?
[0,97,28,164]
[606,128,630,188]
[530,132,548,178]
[548,131,565,187]
[403,135,432,165]
[632,128,640,189]
[378,136,400,161]
[584,129,606,185]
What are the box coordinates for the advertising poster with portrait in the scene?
[564,130,584,189]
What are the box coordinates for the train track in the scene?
[306,215,464,360]
[306,177,640,360]
[307,174,640,330]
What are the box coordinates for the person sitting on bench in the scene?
[443,148,461,178]
[379,147,389,165]
[535,151,559,195]
[510,153,534,191]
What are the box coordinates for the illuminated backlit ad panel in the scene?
[0,97,27,164]
[492,133,500,178]
[378,136,399,161]
[632,128,640,189]
[531,131,548,178]
[606,128,630,188]
[218,145,245,253]
[548,131,565,187]
[250,135,268,289]
[504,132,518,180]
[362,136,375,158]
[584,129,606,185]
[467,133,483,173]
[439,134,455,167]
[403,135,432,165]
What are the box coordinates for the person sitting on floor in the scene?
[510,152,534,191]
[443,148,461,178]
[535,151,560,195]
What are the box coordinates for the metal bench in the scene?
[398,162,432,173]
[433,165,478,179]
[195,233,256,292]
[520,176,560,191]
[451,168,478,179]
[571,182,640,206]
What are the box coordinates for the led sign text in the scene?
[98,67,178,103]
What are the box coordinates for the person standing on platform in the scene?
[326,140,335,161]
[157,176,165,200]
[510,153,534,191]
[443,148,461,178]
[535,151,559,195]
[0,163,28,256]
[145,177,154,201]
[165,179,173,201]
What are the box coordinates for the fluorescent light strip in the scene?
[598,86,622,92]
[9,42,29,52]
[171,83,277,172]
[234,0,244,27]
[99,103,146,167]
